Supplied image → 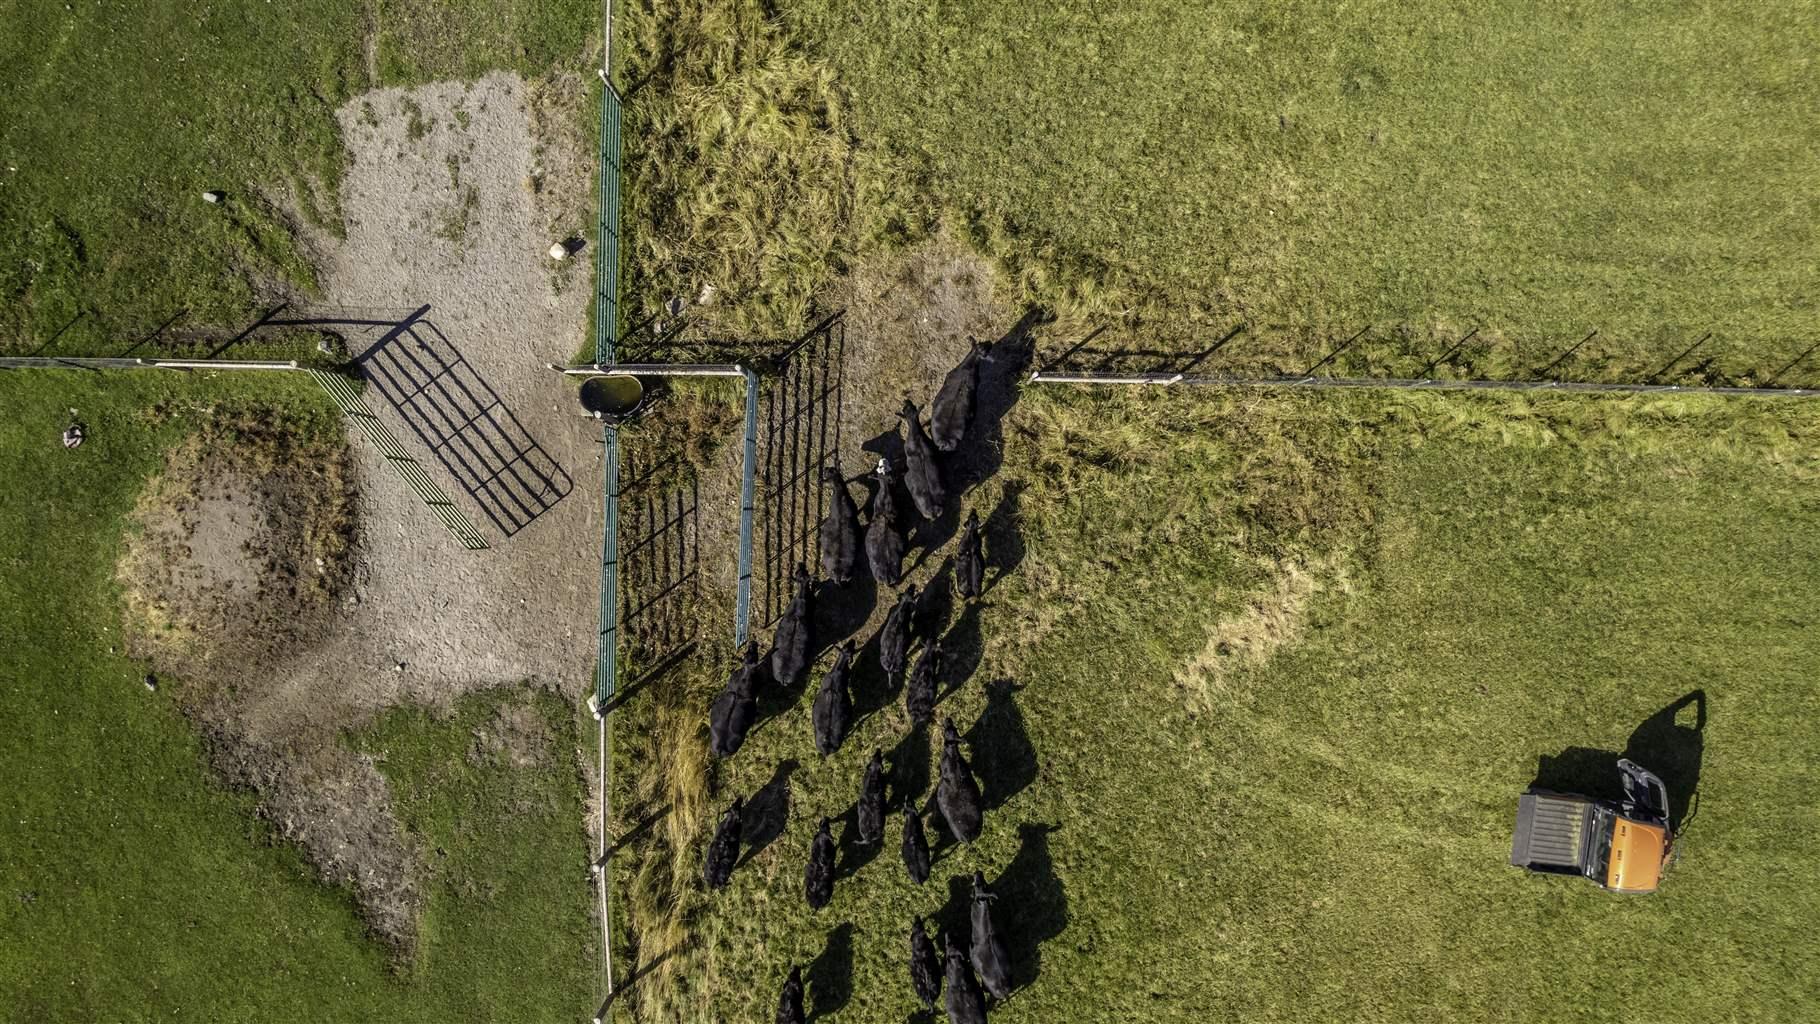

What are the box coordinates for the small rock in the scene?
[394,661,406,673]
[201,190,223,204]
[548,242,567,261]
[143,674,158,693]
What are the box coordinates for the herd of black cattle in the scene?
[700,339,1023,1023]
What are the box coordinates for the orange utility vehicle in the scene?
[1509,759,1673,894]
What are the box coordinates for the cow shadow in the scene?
[889,725,933,813]
[751,650,807,735]
[915,557,956,637]
[1529,690,1706,833]
[936,602,985,705]
[807,922,855,1021]
[965,680,1037,812]
[813,576,877,659]
[738,758,799,868]
[994,822,1067,991]
[980,481,1027,594]
[950,308,1044,498]
[836,803,883,880]
[851,629,896,727]
[930,873,973,953]
[907,497,964,576]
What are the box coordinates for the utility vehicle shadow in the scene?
[1530,690,1706,832]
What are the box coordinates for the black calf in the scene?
[878,585,917,684]
[818,461,861,584]
[956,509,984,601]
[906,638,943,727]
[930,336,987,452]
[943,939,988,1024]
[708,644,762,759]
[865,457,908,585]
[969,870,1012,1000]
[937,717,984,844]
[857,749,885,845]
[771,564,814,689]
[804,817,836,910]
[899,398,947,521]
[775,964,805,1024]
[702,797,742,890]
[909,915,942,1011]
[901,806,931,884]
[811,640,855,757]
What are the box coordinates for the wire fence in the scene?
[756,313,846,627]
[1027,369,1818,398]
[1034,321,1820,395]
[618,456,700,659]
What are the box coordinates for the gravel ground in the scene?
[204,72,603,948]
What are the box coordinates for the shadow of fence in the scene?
[355,316,572,537]
[618,449,700,663]
[1034,320,1820,392]
[756,313,846,627]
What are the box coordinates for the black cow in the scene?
[818,461,861,584]
[865,457,908,586]
[900,806,931,884]
[899,398,947,521]
[944,939,988,1024]
[906,638,943,727]
[956,509,984,601]
[969,870,1012,1000]
[937,717,984,844]
[857,749,886,845]
[811,641,855,757]
[879,585,917,684]
[804,816,836,910]
[930,336,987,452]
[776,964,805,1024]
[909,915,942,1011]
[702,797,742,890]
[771,564,814,689]
[708,645,762,759]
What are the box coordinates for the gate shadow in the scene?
[356,317,571,536]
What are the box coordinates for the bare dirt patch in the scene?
[1173,552,1353,714]
[825,229,1013,459]
[468,695,553,769]
[118,414,355,684]
[132,71,603,954]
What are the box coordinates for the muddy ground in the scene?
[119,70,604,953]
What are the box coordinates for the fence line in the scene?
[0,356,300,371]
[592,19,625,1014]
[1026,369,1818,398]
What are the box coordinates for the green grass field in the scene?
[767,1,1819,379]
[0,372,596,1021]
[617,387,1820,1022]
[8,2,1820,1022]
[0,0,592,355]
